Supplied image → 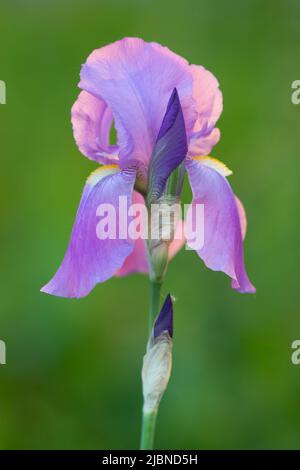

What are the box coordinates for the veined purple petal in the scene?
[186,158,255,293]
[154,294,173,339]
[79,38,196,172]
[147,89,188,203]
[41,166,136,298]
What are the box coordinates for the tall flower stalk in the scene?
[148,279,162,334]
[41,38,255,449]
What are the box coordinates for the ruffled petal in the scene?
[41,165,136,298]
[186,158,255,293]
[190,64,223,132]
[79,38,196,171]
[189,64,222,156]
[71,91,119,164]
[188,128,221,157]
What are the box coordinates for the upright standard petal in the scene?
[188,127,221,157]
[71,91,119,164]
[79,38,196,171]
[186,158,255,293]
[41,166,136,298]
[188,65,223,156]
[190,65,223,132]
[147,89,188,203]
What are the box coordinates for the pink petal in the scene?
[168,219,186,260]
[186,158,255,293]
[41,167,136,298]
[235,195,247,240]
[190,64,223,132]
[188,64,223,156]
[116,191,149,277]
[188,128,221,157]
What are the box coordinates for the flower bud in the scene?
[142,294,173,412]
[149,242,168,282]
[148,196,181,282]
[150,195,180,244]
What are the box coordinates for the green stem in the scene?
[140,408,158,450]
[139,279,161,450]
[148,279,162,334]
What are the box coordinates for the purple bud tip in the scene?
[156,88,180,142]
[154,294,173,339]
[147,87,187,203]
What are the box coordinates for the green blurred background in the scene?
[0,0,299,450]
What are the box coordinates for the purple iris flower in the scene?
[41,37,255,298]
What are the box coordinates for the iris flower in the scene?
[41,37,255,298]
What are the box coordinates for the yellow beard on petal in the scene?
[192,156,233,177]
[86,164,120,186]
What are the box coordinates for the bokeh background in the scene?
[0,0,300,450]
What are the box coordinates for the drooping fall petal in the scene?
[186,158,255,293]
[41,166,136,298]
